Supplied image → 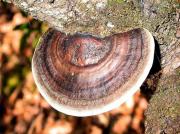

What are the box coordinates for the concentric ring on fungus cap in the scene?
[32,28,155,117]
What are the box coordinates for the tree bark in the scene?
[3,0,180,133]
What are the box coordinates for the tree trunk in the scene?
[3,0,180,133]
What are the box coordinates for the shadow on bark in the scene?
[140,38,162,101]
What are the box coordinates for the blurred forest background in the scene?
[0,1,152,134]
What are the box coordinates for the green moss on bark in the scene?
[145,68,180,134]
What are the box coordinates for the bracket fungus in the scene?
[32,28,154,117]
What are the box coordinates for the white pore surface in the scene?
[32,28,155,117]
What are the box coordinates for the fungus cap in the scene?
[32,28,154,117]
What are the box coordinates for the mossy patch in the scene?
[145,71,180,133]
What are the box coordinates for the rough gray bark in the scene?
[144,69,180,134]
[3,0,180,133]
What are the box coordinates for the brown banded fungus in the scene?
[32,28,155,117]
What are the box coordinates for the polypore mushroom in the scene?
[32,28,154,117]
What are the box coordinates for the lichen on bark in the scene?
[145,68,180,134]
[4,1,177,36]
